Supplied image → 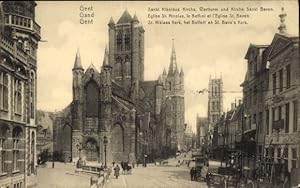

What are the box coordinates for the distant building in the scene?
[36,111,55,156]
[183,123,193,151]
[207,76,223,151]
[0,1,41,187]
[196,115,208,149]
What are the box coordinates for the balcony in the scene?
[1,37,27,64]
[4,13,41,39]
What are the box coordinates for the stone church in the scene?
[53,10,185,164]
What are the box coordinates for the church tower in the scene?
[108,10,145,101]
[207,76,223,132]
[164,40,185,151]
[99,46,113,164]
[71,50,84,159]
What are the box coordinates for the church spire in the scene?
[278,7,287,34]
[168,39,178,75]
[73,49,83,70]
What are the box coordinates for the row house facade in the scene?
[264,13,299,172]
[241,9,299,181]
[0,1,41,188]
[242,43,269,168]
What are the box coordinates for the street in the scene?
[37,162,90,188]
[36,157,211,188]
[107,165,207,188]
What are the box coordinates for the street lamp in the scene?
[103,136,108,168]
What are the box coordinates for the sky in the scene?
[35,1,299,132]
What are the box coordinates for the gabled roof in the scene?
[117,10,132,24]
[267,33,298,61]
[85,63,99,74]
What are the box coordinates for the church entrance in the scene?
[84,138,99,161]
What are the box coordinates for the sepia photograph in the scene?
[0,0,299,187]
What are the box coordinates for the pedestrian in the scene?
[114,165,120,179]
[190,167,195,181]
[112,161,115,167]
[193,167,197,181]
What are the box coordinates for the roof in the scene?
[112,81,132,103]
[117,10,133,24]
[244,43,269,60]
[140,80,158,98]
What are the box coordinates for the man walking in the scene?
[190,167,195,181]
[114,165,120,179]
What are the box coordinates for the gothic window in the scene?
[12,126,22,172]
[215,86,218,96]
[14,80,22,114]
[124,30,130,50]
[0,71,9,111]
[111,124,124,153]
[212,101,215,111]
[169,82,172,91]
[0,126,9,173]
[30,72,35,118]
[85,81,99,117]
[116,31,122,51]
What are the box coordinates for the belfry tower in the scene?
[162,39,185,151]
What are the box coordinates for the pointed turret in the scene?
[168,39,178,75]
[158,75,163,84]
[73,49,83,70]
[278,7,287,34]
[108,17,115,27]
[102,45,110,67]
[180,67,184,76]
[163,68,167,76]
[133,13,139,23]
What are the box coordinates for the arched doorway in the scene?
[84,138,99,161]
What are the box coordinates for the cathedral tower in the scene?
[108,10,145,101]
[207,76,223,132]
